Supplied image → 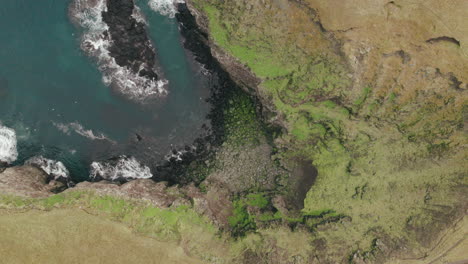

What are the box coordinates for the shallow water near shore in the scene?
[0,0,212,181]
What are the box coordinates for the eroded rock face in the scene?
[70,179,234,227]
[25,156,74,187]
[0,166,65,198]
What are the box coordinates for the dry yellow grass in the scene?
[386,215,468,264]
[0,209,205,264]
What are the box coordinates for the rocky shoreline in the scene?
[0,1,282,192]
[0,0,290,230]
[1,1,467,263]
[151,2,286,186]
[178,1,284,128]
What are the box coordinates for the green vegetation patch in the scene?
[192,0,467,261]
[0,191,219,250]
[228,199,257,236]
[245,193,269,208]
[223,89,264,147]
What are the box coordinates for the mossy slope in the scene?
[188,0,468,262]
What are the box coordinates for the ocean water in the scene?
[0,0,212,181]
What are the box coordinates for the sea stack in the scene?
[69,0,168,101]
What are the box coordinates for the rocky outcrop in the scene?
[25,156,74,187]
[0,164,234,228]
[101,0,158,81]
[69,0,167,100]
[70,179,234,228]
[176,3,260,90]
[0,166,65,198]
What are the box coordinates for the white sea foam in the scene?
[25,156,70,181]
[53,121,115,143]
[0,125,18,164]
[165,150,185,161]
[70,0,168,101]
[90,156,153,181]
[148,0,185,18]
[164,145,196,162]
[132,5,148,25]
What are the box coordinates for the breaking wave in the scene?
[148,0,185,18]
[90,155,153,181]
[69,0,168,101]
[0,124,18,164]
[25,156,70,181]
[53,121,115,143]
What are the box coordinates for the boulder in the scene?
[0,166,65,198]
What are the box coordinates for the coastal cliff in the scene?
[181,0,467,262]
[0,1,466,263]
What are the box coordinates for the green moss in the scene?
[223,89,263,147]
[89,196,134,218]
[201,3,293,80]
[185,159,214,185]
[245,193,269,208]
[42,194,66,209]
[228,199,256,236]
[323,100,337,108]
[257,211,283,222]
[354,86,371,107]
[202,4,229,48]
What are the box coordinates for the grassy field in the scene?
[0,191,231,263]
[0,190,466,264]
[0,209,204,264]
[188,0,467,261]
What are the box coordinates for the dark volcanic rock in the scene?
[102,0,158,81]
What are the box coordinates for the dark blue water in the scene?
[0,0,212,180]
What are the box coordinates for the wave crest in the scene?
[0,125,18,164]
[25,156,70,180]
[53,121,115,143]
[148,0,185,18]
[90,156,153,181]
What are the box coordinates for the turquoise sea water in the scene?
[0,0,211,180]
